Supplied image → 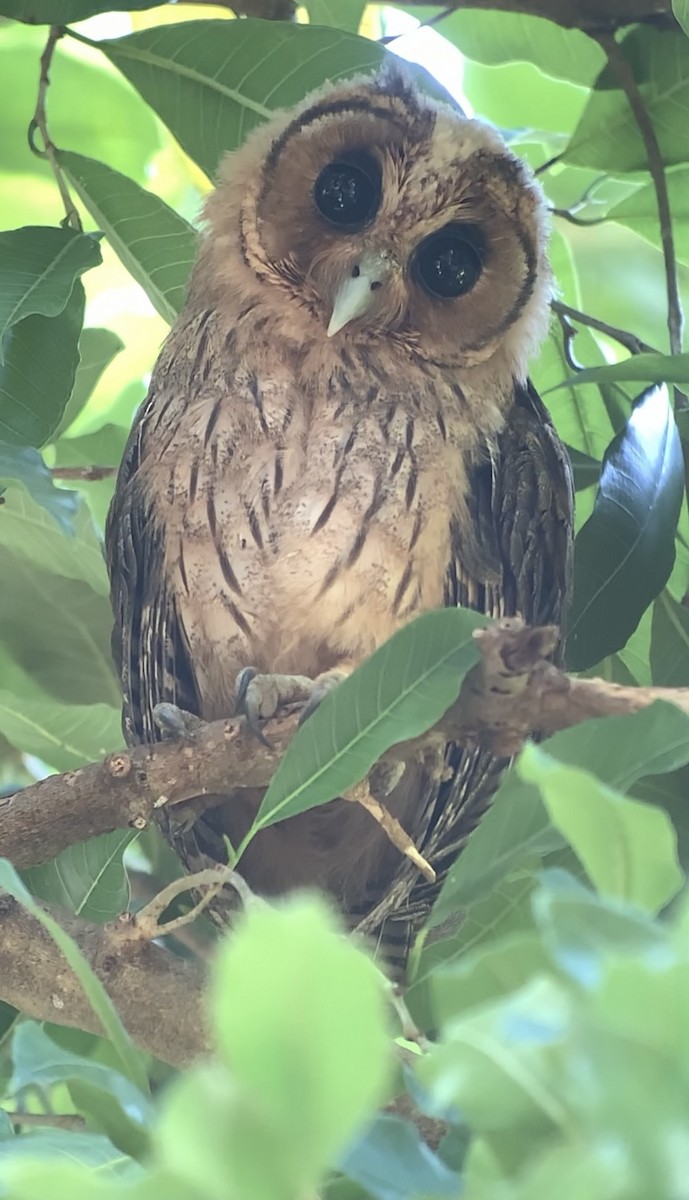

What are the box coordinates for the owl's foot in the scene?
[235,667,347,739]
[153,702,204,741]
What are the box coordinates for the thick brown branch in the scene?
[3,620,689,873]
[0,895,209,1067]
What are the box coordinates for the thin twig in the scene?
[551,300,658,355]
[551,207,606,228]
[595,32,683,356]
[122,867,256,941]
[7,1111,86,1130]
[28,27,82,232]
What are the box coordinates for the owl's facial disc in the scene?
[327,251,393,337]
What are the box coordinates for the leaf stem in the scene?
[552,300,659,356]
[28,27,82,232]
[595,31,683,356]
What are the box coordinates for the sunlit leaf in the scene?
[566,384,683,671]
[608,167,689,266]
[549,353,689,389]
[519,744,684,912]
[253,607,487,832]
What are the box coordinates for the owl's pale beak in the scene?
[327,254,390,337]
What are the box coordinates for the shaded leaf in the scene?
[431,932,551,1025]
[0,0,157,19]
[0,859,149,1094]
[0,477,110,595]
[0,283,86,447]
[23,830,132,922]
[254,607,487,831]
[59,152,198,325]
[565,28,689,170]
[0,441,78,534]
[306,0,365,33]
[566,384,683,671]
[650,587,689,685]
[339,1114,460,1200]
[519,744,684,912]
[675,0,689,36]
[0,226,100,348]
[55,327,124,438]
[94,20,387,178]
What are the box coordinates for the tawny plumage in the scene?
[106,65,573,969]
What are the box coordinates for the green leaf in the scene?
[549,353,689,389]
[59,152,198,326]
[0,477,110,595]
[10,1022,151,1141]
[420,8,605,85]
[0,1130,142,1180]
[0,859,149,1094]
[55,327,124,439]
[519,744,684,912]
[0,227,100,349]
[69,1078,150,1161]
[608,168,689,266]
[93,20,388,178]
[674,0,689,36]
[564,28,689,170]
[431,932,551,1025]
[566,384,683,671]
[339,1113,460,1200]
[0,0,158,20]
[431,702,689,925]
[23,830,132,921]
[0,283,86,448]
[306,0,365,33]
[0,441,78,534]
[209,896,389,1197]
[651,588,689,685]
[0,685,122,771]
[253,607,487,831]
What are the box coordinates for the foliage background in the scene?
[1,2,689,1197]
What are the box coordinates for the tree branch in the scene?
[3,619,689,873]
[0,895,209,1067]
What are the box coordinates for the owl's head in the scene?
[201,64,551,375]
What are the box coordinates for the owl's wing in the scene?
[359,380,574,947]
[105,398,201,748]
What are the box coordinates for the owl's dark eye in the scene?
[313,154,381,229]
[414,225,484,299]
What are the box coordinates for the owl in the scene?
[106,64,573,971]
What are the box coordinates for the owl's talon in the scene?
[297,673,344,726]
[153,702,203,741]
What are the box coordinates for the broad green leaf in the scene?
[0,478,110,595]
[51,422,126,528]
[339,1114,460,1200]
[431,703,689,925]
[417,8,605,85]
[69,1078,150,1161]
[59,152,198,326]
[253,607,487,832]
[92,20,388,178]
[0,227,100,348]
[210,896,389,1197]
[608,167,689,266]
[565,28,689,170]
[0,1130,142,1179]
[23,830,132,922]
[675,0,689,36]
[431,932,551,1025]
[0,283,86,447]
[519,744,684,912]
[306,0,365,33]
[462,57,588,136]
[532,874,669,988]
[418,976,571,1133]
[0,28,161,184]
[549,353,689,390]
[533,324,616,463]
[0,686,122,771]
[0,441,78,534]
[0,0,158,19]
[55,327,124,439]
[566,384,683,671]
[10,1022,151,1138]
[0,859,149,1094]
